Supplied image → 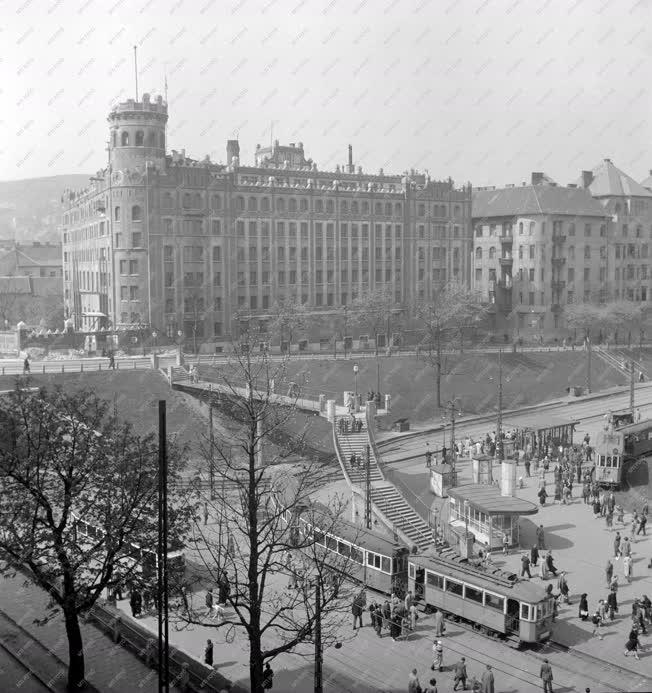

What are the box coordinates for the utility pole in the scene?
[314,582,323,693]
[630,360,635,415]
[208,400,215,500]
[585,334,592,394]
[364,444,372,530]
[496,349,504,462]
[157,400,170,693]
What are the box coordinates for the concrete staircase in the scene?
[334,416,385,485]
[370,486,434,552]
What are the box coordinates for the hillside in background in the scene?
[0,174,91,242]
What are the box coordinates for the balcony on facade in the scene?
[552,234,566,245]
[499,252,513,266]
[551,257,566,268]
[551,280,566,293]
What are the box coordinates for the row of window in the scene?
[113,130,165,148]
[475,244,649,262]
[422,568,506,611]
[119,286,139,301]
[475,221,609,238]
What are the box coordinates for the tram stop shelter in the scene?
[447,484,538,551]
[504,414,579,453]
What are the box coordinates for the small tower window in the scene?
[248,196,258,212]
[114,206,120,221]
[183,193,191,209]
[326,199,334,214]
[135,131,144,146]
[385,202,392,216]
[121,132,129,146]
[193,193,202,208]
[289,198,297,212]
[395,202,402,215]
[132,205,142,221]
[160,132,165,149]
[211,195,221,211]
[148,131,156,146]
[261,197,270,211]
[112,132,117,147]
[276,198,285,212]
[300,198,308,212]
[315,199,324,213]
[236,196,245,212]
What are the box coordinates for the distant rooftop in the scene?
[577,158,652,198]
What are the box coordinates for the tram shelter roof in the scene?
[502,414,579,434]
[448,484,539,516]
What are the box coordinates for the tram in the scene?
[408,552,554,645]
[593,418,652,487]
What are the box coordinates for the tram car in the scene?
[593,418,652,487]
[408,551,554,646]
[270,477,410,596]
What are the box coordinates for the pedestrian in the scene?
[536,525,546,550]
[203,502,209,526]
[352,589,366,629]
[108,352,115,370]
[637,513,647,536]
[431,640,443,672]
[390,610,402,641]
[404,590,413,612]
[546,552,558,577]
[622,536,632,557]
[624,628,640,660]
[591,600,605,639]
[558,572,570,604]
[408,669,421,693]
[524,459,531,477]
[433,607,445,637]
[129,588,142,618]
[374,604,383,637]
[409,603,418,631]
[452,657,467,691]
[521,553,532,578]
[530,545,539,567]
[616,505,625,525]
[423,678,438,693]
[539,554,549,580]
[607,587,618,620]
[539,659,553,693]
[23,357,30,375]
[263,662,274,689]
[503,532,509,555]
[579,593,589,621]
[613,532,621,559]
[481,664,495,693]
[218,572,231,605]
[623,554,633,583]
[631,512,639,540]
[204,639,214,667]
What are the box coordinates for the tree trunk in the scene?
[63,608,86,691]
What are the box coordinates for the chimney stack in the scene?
[531,172,544,186]
[347,144,353,173]
[581,170,594,188]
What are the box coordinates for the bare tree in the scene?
[416,282,486,408]
[183,290,206,355]
[563,302,605,342]
[268,296,309,355]
[173,339,355,692]
[0,382,192,690]
[349,288,396,355]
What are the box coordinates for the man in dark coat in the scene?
[530,545,539,567]
[352,589,366,629]
[546,552,558,577]
[481,664,495,693]
[539,659,553,693]
[204,639,214,667]
[453,657,467,691]
[521,554,532,578]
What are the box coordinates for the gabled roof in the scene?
[640,171,652,191]
[579,159,652,198]
[472,185,607,219]
[15,244,62,267]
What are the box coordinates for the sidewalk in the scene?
[0,572,171,692]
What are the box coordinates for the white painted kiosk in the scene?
[429,463,457,498]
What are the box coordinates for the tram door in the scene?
[506,598,520,633]
[414,567,425,600]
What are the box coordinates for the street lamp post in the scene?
[464,499,469,540]
[353,363,359,406]
[152,330,158,355]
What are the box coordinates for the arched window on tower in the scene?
[211,195,222,211]
[299,198,308,212]
[489,246,496,259]
[135,131,144,146]
[385,202,392,216]
[236,196,245,212]
[276,197,285,212]
[475,247,482,260]
[193,193,202,208]
[326,199,334,214]
[395,202,402,215]
[315,199,324,213]
[341,200,348,214]
[114,206,120,221]
[248,196,257,212]
[261,197,270,211]
[352,201,359,214]
[289,198,297,212]
[148,131,156,147]
[183,193,191,209]
[159,132,165,149]
[132,205,142,221]
[121,132,129,146]
[375,202,382,215]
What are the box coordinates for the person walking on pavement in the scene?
[623,554,633,583]
[579,593,589,621]
[637,513,647,536]
[23,357,30,375]
[521,553,532,578]
[108,352,115,370]
[433,607,445,637]
[204,639,214,667]
[536,525,546,550]
[624,628,640,660]
[607,588,619,620]
[423,678,438,693]
[431,640,443,672]
[558,572,570,604]
[530,545,539,567]
[263,662,274,689]
[613,532,621,559]
[545,551,558,577]
[622,536,632,557]
[481,664,495,693]
[352,588,366,629]
[539,659,554,693]
[407,668,421,693]
[453,657,468,691]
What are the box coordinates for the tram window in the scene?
[350,546,363,564]
[337,540,350,557]
[367,552,381,569]
[381,556,390,573]
[326,535,337,551]
[465,586,483,603]
[485,593,505,611]
[314,530,324,545]
[426,571,444,589]
[520,603,530,620]
[446,579,463,596]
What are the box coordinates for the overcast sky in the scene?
[2,0,652,186]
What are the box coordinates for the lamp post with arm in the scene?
[353,363,359,407]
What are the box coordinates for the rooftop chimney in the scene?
[581,170,594,188]
[531,172,544,185]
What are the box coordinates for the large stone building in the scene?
[472,163,652,337]
[61,94,472,350]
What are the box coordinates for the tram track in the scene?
[0,607,67,692]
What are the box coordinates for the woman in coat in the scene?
[623,555,633,583]
[605,559,614,587]
[433,608,445,637]
[431,640,444,672]
[578,593,589,621]
[607,589,618,620]
[624,628,640,660]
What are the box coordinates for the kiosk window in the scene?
[446,579,463,596]
[465,586,483,603]
[485,593,505,611]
